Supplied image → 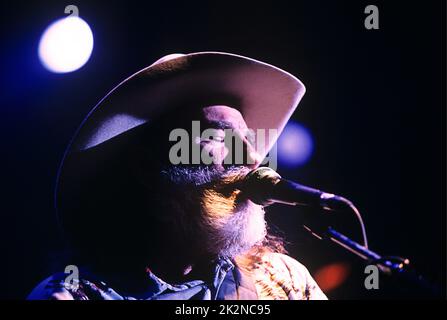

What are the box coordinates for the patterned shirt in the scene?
[28,253,327,300]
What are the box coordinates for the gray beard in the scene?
[160,165,267,258]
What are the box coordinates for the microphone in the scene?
[241,167,353,211]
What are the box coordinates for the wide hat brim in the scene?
[56,52,306,219]
[70,51,305,153]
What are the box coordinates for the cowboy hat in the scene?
[56,52,305,221]
[53,52,306,264]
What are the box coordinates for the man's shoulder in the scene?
[27,271,125,300]
[260,252,308,272]
[253,252,328,300]
[27,273,77,300]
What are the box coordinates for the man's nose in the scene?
[224,129,262,169]
[242,134,262,169]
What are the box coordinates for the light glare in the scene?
[38,17,94,73]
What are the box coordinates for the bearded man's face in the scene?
[159,105,267,259]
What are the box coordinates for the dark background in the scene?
[0,0,445,299]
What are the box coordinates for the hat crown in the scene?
[150,53,185,66]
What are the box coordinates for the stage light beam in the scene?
[38,16,94,73]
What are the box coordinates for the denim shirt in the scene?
[28,256,258,300]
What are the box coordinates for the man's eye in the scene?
[201,136,224,143]
[200,129,225,143]
[210,136,225,142]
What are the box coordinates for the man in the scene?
[28,52,327,300]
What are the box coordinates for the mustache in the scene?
[160,165,250,191]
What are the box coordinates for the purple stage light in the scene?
[277,121,314,167]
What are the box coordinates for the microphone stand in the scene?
[242,166,441,297]
[299,205,441,298]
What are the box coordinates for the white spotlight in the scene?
[38,16,94,73]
